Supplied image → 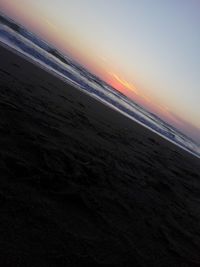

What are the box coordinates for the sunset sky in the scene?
[0,0,199,143]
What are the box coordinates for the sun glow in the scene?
[109,72,138,94]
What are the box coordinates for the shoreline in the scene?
[0,40,199,159]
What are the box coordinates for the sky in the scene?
[0,0,200,143]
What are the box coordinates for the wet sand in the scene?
[0,44,200,266]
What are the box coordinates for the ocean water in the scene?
[0,15,199,158]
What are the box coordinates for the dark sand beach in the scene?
[0,44,200,266]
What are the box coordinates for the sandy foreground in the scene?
[0,44,200,266]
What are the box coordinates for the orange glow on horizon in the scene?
[109,72,138,94]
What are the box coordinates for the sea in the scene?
[0,13,199,158]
